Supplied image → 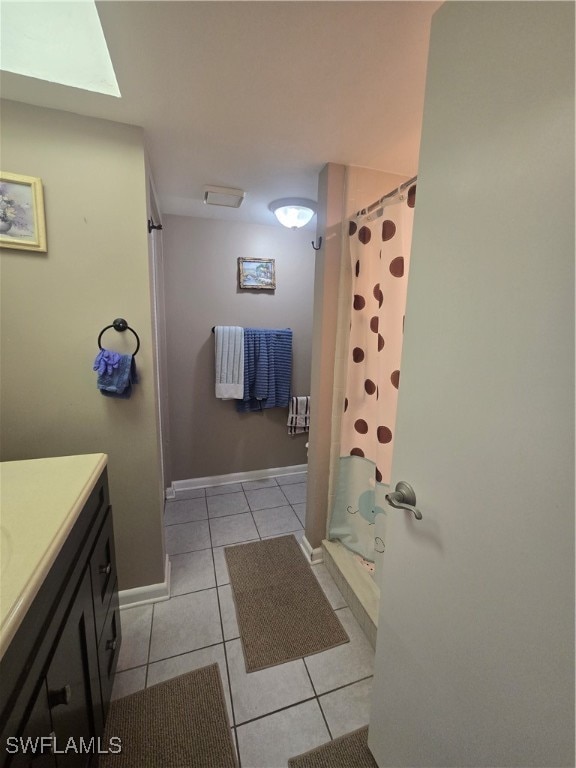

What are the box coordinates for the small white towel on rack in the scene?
[215,326,244,399]
[287,396,310,434]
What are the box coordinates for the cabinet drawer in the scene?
[97,593,121,720]
[89,509,116,643]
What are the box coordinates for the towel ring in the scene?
[98,318,140,356]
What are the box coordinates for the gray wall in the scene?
[163,215,314,481]
[0,100,165,592]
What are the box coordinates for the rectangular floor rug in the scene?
[100,663,237,768]
[225,534,349,672]
[288,726,378,768]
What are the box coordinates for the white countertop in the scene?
[0,453,108,659]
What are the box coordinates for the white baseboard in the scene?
[167,463,307,496]
[118,555,171,609]
[300,534,324,565]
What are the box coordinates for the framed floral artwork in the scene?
[238,257,276,290]
[0,172,47,253]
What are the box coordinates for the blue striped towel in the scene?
[236,328,292,412]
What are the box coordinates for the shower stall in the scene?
[312,166,417,646]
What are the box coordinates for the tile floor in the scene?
[112,472,375,767]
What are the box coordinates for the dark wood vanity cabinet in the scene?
[0,467,121,768]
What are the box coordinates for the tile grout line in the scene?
[144,601,155,689]
[278,484,291,507]
[218,485,256,764]
[232,696,320,733]
[207,512,242,768]
[118,637,236,674]
[172,582,231,599]
[230,673,376,732]
[232,693,318,730]
[302,656,333,741]
[243,487,263,542]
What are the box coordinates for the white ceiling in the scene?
[0,1,441,228]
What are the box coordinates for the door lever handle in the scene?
[385,481,422,520]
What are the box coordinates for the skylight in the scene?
[0,0,120,97]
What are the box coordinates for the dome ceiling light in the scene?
[268,198,317,229]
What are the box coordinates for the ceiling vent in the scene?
[203,186,245,208]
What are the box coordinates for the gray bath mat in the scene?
[225,534,349,672]
[100,663,236,767]
[288,727,378,768]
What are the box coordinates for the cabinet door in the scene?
[8,682,55,768]
[97,592,121,721]
[89,510,117,645]
[46,569,102,767]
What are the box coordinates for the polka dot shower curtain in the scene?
[329,183,416,571]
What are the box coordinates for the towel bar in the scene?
[97,318,140,356]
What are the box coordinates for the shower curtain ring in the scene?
[312,237,322,251]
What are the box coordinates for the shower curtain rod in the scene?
[356,175,417,218]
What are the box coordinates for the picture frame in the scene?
[238,257,276,290]
[0,172,47,253]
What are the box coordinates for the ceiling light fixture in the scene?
[268,198,317,229]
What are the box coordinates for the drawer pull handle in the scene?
[106,638,117,652]
[48,684,72,708]
[99,563,112,576]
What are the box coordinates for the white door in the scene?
[368,3,574,767]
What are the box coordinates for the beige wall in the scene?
[162,214,314,481]
[0,100,165,592]
[305,163,346,549]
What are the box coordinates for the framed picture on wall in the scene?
[0,172,47,253]
[238,257,276,290]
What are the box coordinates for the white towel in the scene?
[287,396,310,434]
[215,326,244,399]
